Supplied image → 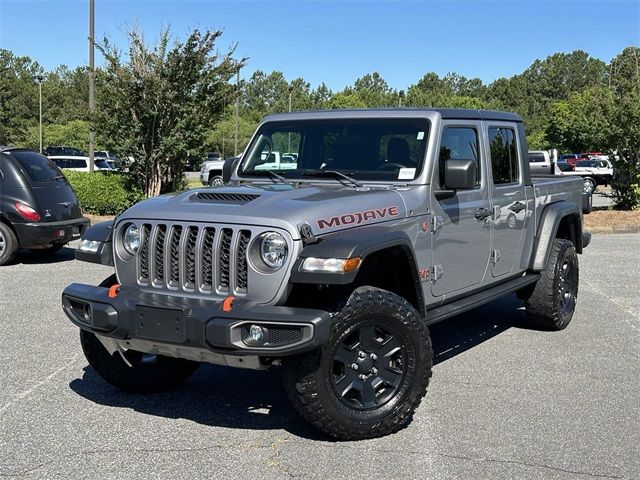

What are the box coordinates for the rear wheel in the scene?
[583,177,596,194]
[524,238,579,330]
[282,286,432,440]
[0,222,18,266]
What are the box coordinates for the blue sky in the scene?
[1,0,638,90]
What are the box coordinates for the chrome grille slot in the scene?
[218,229,233,291]
[138,224,151,283]
[184,226,199,289]
[200,228,215,291]
[152,225,167,285]
[168,225,182,286]
[236,230,251,292]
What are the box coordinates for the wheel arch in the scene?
[529,201,582,271]
[288,226,425,316]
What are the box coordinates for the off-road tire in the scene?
[79,274,199,393]
[0,222,18,266]
[282,286,432,440]
[80,329,200,393]
[525,239,579,330]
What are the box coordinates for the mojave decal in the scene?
[316,206,400,229]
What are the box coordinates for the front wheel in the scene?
[209,175,224,186]
[80,330,200,393]
[282,287,432,440]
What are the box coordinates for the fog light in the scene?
[248,325,265,344]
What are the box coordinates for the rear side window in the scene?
[12,150,62,182]
[488,127,519,185]
[438,127,481,187]
[528,153,545,163]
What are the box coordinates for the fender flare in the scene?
[288,223,424,311]
[75,220,115,266]
[529,201,582,271]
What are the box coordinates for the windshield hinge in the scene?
[431,216,444,232]
[431,264,445,280]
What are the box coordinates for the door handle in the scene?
[509,202,526,213]
[475,207,492,221]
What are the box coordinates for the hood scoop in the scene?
[193,192,261,204]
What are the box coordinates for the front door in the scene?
[485,124,529,278]
[430,121,491,297]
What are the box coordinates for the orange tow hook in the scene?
[107,283,121,298]
[222,296,235,312]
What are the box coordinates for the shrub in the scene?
[63,170,145,215]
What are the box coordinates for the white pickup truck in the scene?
[528,150,613,193]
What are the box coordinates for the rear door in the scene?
[430,121,491,297]
[485,124,529,278]
[11,150,83,222]
[528,152,549,175]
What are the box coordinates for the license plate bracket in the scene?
[134,306,185,343]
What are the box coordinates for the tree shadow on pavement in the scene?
[10,246,76,265]
[68,294,533,440]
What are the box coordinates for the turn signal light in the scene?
[14,202,41,222]
[301,256,362,273]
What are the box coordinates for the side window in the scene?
[528,153,545,163]
[488,127,519,185]
[438,127,480,187]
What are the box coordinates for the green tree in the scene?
[96,27,240,196]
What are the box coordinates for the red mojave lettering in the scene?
[317,206,400,229]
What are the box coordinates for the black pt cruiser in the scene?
[0,147,89,265]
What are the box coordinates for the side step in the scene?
[426,274,540,325]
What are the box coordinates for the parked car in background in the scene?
[199,153,226,186]
[44,145,86,157]
[574,158,613,193]
[529,150,613,193]
[560,153,580,167]
[95,151,123,169]
[49,156,116,172]
[0,147,89,265]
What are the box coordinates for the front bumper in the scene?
[199,171,208,184]
[15,217,90,248]
[61,283,331,364]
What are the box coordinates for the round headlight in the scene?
[260,232,288,269]
[123,224,140,255]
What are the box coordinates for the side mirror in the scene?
[444,159,477,190]
[222,156,240,183]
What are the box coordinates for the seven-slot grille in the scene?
[137,223,252,295]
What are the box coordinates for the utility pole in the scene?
[34,74,45,153]
[398,90,405,108]
[234,63,240,156]
[88,0,95,172]
[221,95,226,158]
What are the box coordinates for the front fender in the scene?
[75,220,115,266]
[290,219,419,285]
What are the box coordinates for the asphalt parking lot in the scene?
[1,234,638,479]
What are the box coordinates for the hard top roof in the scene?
[263,108,523,123]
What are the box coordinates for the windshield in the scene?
[12,150,63,182]
[238,118,430,182]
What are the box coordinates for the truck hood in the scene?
[117,183,408,240]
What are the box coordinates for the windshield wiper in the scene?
[301,169,363,188]
[53,175,65,181]
[241,170,288,184]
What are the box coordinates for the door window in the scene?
[438,127,480,187]
[488,127,519,184]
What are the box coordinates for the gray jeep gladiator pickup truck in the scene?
[62,109,591,440]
